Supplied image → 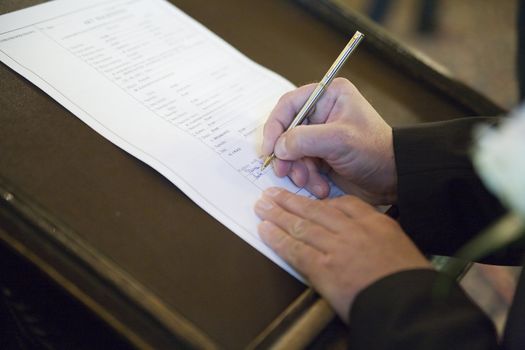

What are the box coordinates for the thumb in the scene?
[274,124,345,161]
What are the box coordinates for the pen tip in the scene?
[261,156,272,171]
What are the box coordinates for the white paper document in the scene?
[0,0,342,280]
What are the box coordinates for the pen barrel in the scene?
[286,84,325,130]
[284,31,364,132]
[321,31,364,86]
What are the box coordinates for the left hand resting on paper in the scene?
[254,187,431,323]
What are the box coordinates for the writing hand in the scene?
[262,78,396,205]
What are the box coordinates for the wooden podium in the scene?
[0,0,503,348]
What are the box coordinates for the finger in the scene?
[254,197,335,252]
[261,187,351,233]
[274,123,347,162]
[272,158,292,178]
[288,159,309,188]
[303,158,330,198]
[326,195,376,218]
[275,158,329,196]
[305,78,354,125]
[261,84,318,156]
[262,82,343,156]
[258,220,325,277]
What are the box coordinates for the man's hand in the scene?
[254,187,431,323]
[262,78,396,205]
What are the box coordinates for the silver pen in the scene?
[261,31,365,170]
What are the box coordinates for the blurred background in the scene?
[339,0,519,110]
[338,0,521,335]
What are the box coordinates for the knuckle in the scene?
[292,218,309,238]
[332,77,356,92]
[332,77,348,87]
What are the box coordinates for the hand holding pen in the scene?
[260,32,398,204]
[261,31,364,170]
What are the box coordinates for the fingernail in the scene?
[275,137,288,158]
[255,198,273,211]
[264,187,281,197]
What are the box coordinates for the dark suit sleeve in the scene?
[346,118,512,349]
[348,269,499,350]
[393,117,524,265]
